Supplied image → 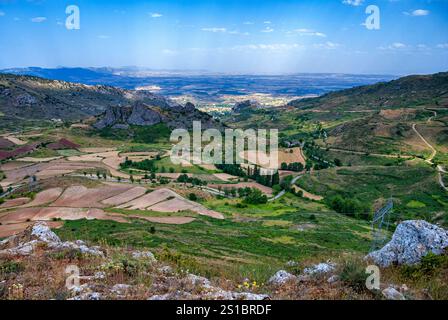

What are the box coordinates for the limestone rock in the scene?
[382,287,405,300]
[303,262,336,275]
[268,270,297,286]
[367,220,448,267]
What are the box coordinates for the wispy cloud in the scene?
[150,12,163,18]
[97,35,111,39]
[232,43,303,51]
[291,28,326,37]
[313,42,341,49]
[342,0,364,6]
[378,42,407,50]
[243,21,254,25]
[437,43,448,49]
[0,11,5,17]
[404,9,430,16]
[228,30,250,36]
[201,27,227,33]
[261,27,274,33]
[31,16,46,23]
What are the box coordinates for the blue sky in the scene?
[0,0,447,75]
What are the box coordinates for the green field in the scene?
[56,197,372,282]
[297,164,448,225]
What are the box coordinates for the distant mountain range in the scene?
[0,67,397,102]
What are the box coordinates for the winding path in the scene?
[412,109,447,191]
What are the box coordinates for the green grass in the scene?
[150,156,212,174]
[297,164,448,225]
[57,149,82,157]
[55,194,371,282]
[24,148,60,159]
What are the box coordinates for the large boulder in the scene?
[0,222,103,257]
[366,220,448,267]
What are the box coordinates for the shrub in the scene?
[401,252,448,280]
[188,193,198,201]
[0,261,24,275]
[243,188,268,205]
[339,259,368,293]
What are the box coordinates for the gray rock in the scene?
[366,220,448,267]
[159,266,173,275]
[327,275,340,284]
[382,287,405,300]
[186,274,212,288]
[268,270,297,286]
[30,222,61,243]
[303,262,336,275]
[0,222,103,257]
[131,250,156,262]
[111,284,131,295]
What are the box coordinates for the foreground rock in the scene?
[382,287,405,300]
[268,270,297,286]
[366,220,448,267]
[0,222,103,257]
[303,262,336,275]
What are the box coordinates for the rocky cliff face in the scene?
[232,100,262,113]
[94,101,223,130]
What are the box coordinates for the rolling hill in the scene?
[0,74,221,131]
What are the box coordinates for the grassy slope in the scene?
[55,193,371,282]
[297,164,448,225]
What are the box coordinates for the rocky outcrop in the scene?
[232,100,261,113]
[94,101,224,131]
[0,222,103,257]
[366,220,448,267]
[268,270,297,286]
[303,262,336,275]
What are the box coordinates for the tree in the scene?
[244,188,268,205]
[334,158,343,167]
[188,193,198,201]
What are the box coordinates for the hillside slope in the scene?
[288,72,448,111]
[0,74,220,131]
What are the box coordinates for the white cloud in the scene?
[232,43,303,51]
[0,11,5,17]
[314,42,341,49]
[228,30,250,36]
[201,27,227,33]
[263,21,271,24]
[342,0,364,6]
[392,42,406,49]
[437,43,448,49]
[98,35,111,39]
[243,21,254,25]
[31,16,46,23]
[162,49,178,56]
[150,12,163,18]
[261,27,274,33]
[404,9,430,16]
[292,28,326,37]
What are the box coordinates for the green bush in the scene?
[0,261,24,275]
[401,252,448,280]
[243,188,268,205]
[339,259,368,293]
[188,193,198,201]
